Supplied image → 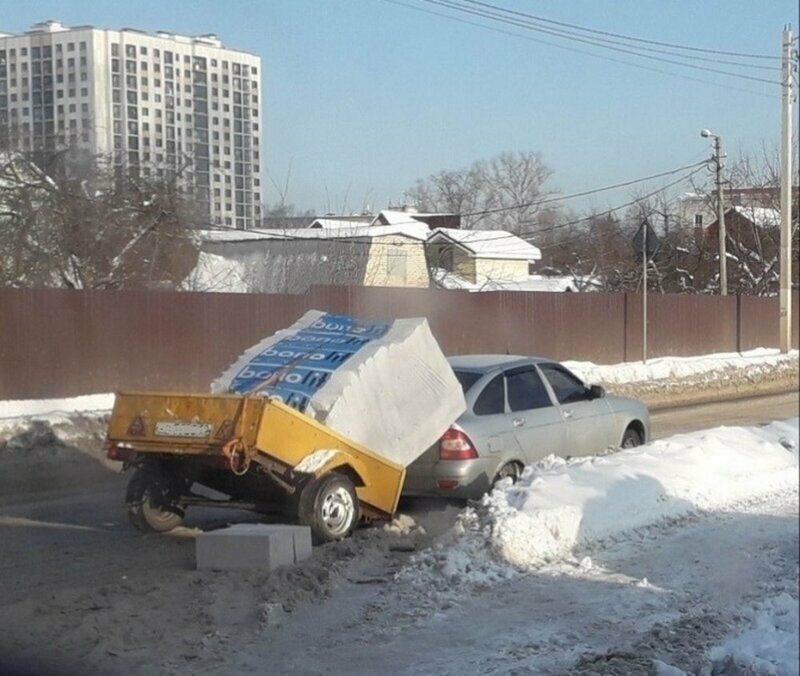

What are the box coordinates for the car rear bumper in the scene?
[403,457,497,499]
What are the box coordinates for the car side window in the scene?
[473,374,505,416]
[539,364,591,404]
[506,368,552,412]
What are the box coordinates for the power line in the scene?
[462,0,782,61]
[460,160,708,217]
[381,0,780,99]
[459,0,781,72]
[422,0,783,85]
[206,164,706,252]
[204,160,705,237]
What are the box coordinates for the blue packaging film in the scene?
[226,313,392,411]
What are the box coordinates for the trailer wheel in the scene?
[126,467,185,533]
[298,473,359,544]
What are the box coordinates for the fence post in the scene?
[623,292,629,362]
[736,295,742,354]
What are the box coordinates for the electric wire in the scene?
[458,0,781,71]
[203,165,707,255]
[381,0,780,99]
[462,0,782,60]
[421,0,783,85]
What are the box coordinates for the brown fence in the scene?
[0,286,797,399]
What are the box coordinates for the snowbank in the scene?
[565,348,798,386]
[709,593,799,676]
[0,394,114,427]
[408,419,799,581]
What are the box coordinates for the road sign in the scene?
[632,219,660,260]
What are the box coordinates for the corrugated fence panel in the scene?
[738,292,799,352]
[0,286,796,399]
[647,294,738,358]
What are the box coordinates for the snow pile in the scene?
[0,394,114,421]
[213,310,466,467]
[710,594,799,676]
[0,393,114,440]
[183,251,251,293]
[565,348,798,386]
[406,419,799,581]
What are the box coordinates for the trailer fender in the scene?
[293,449,366,486]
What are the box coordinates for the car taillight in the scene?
[107,444,137,463]
[439,427,478,460]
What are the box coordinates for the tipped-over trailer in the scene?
[106,392,406,543]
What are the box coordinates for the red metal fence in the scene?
[1,286,797,399]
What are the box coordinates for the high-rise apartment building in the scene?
[0,20,262,229]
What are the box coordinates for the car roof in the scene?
[447,354,551,373]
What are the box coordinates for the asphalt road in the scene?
[0,391,797,673]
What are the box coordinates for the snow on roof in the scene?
[371,210,429,227]
[428,227,542,261]
[308,218,371,230]
[196,222,430,244]
[730,205,781,227]
[182,251,251,292]
[432,270,576,292]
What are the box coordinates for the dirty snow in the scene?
[709,593,799,676]
[565,347,798,386]
[0,393,114,422]
[404,418,799,579]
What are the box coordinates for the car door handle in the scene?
[512,418,525,427]
[563,410,574,419]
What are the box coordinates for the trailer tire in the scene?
[126,467,185,533]
[298,473,359,544]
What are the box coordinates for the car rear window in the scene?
[452,369,482,394]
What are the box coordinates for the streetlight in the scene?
[700,129,727,295]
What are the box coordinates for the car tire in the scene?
[620,427,643,449]
[297,473,359,544]
[492,461,523,489]
[126,467,186,533]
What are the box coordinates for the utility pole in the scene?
[701,129,727,295]
[643,223,648,364]
[713,136,727,295]
[779,25,794,353]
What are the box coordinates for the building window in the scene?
[111,44,120,56]
[694,214,704,228]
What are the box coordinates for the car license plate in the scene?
[154,421,213,438]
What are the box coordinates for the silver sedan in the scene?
[403,355,650,499]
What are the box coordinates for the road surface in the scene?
[0,391,797,674]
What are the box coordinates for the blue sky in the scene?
[1,0,796,215]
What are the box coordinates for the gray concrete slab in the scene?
[196,523,311,570]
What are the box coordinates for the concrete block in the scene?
[195,523,311,571]
[265,524,312,563]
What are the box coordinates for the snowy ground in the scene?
[0,351,798,674]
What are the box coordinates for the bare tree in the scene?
[406,151,559,233]
[0,148,199,289]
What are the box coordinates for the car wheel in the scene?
[126,467,186,533]
[621,427,643,449]
[492,461,523,489]
[298,473,360,544]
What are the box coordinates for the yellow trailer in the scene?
[106,392,406,543]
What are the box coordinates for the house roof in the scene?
[196,221,430,244]
[432,269,588,293]
[729,205,781,227]
[308,218,371,230]
[371,209,441,227]
[427,227,542,261]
